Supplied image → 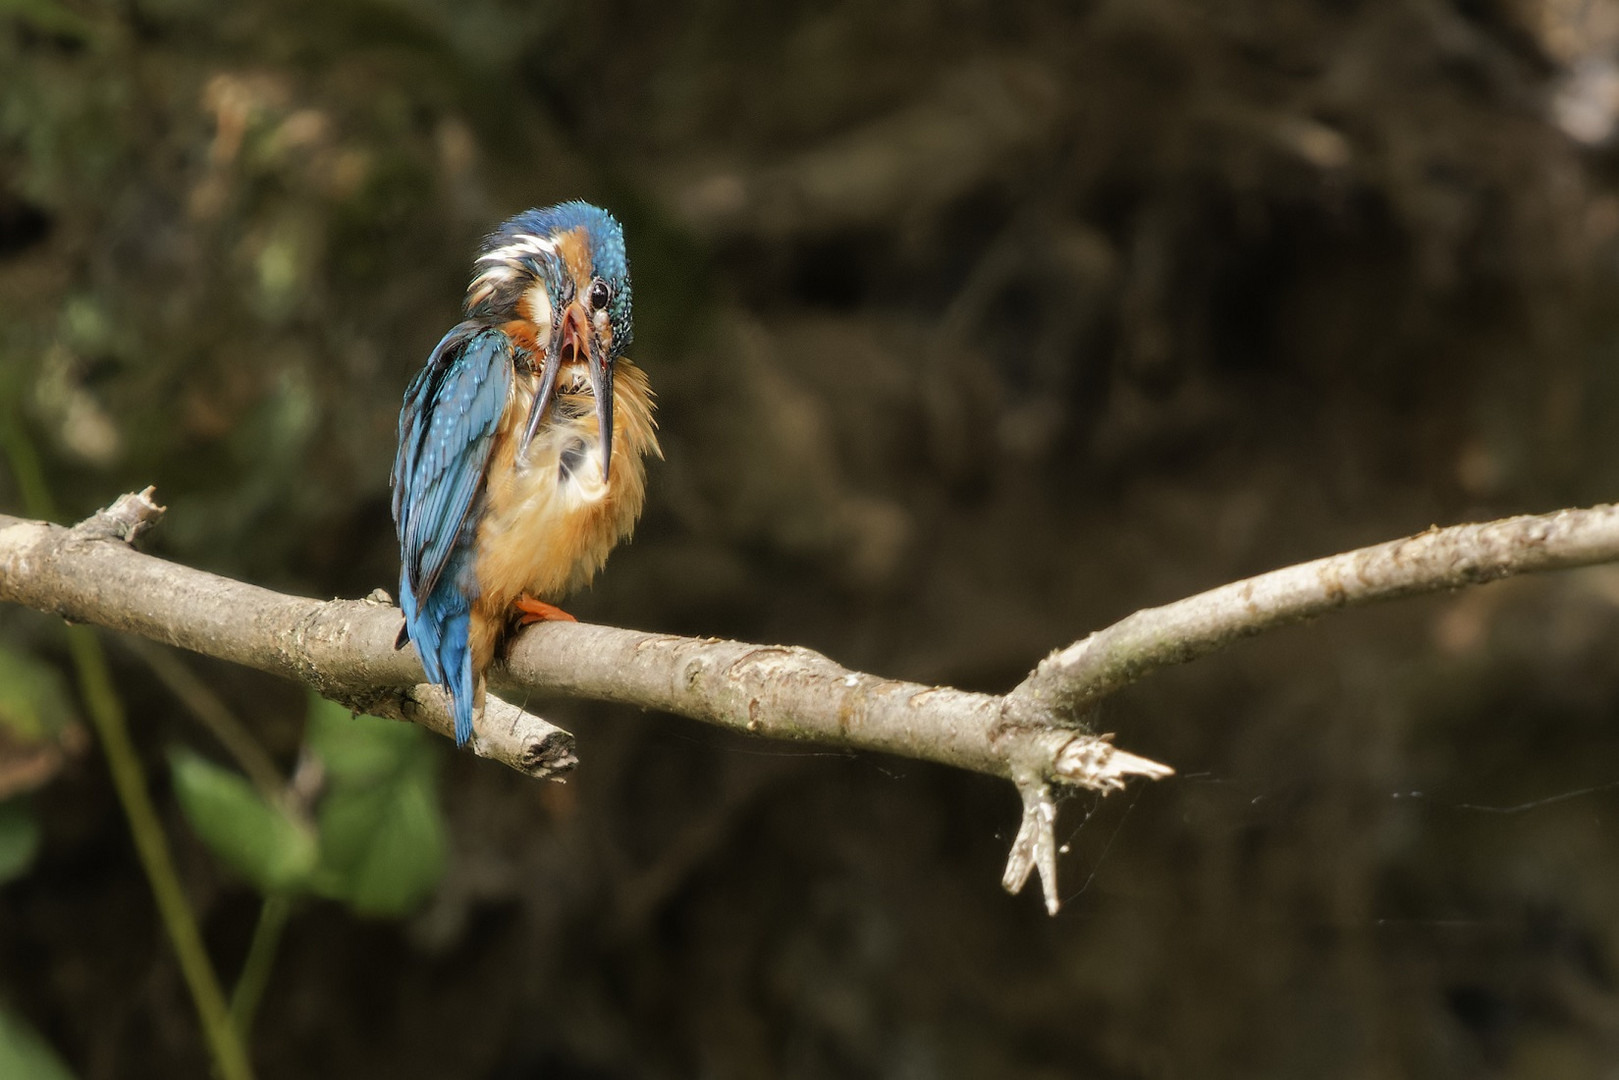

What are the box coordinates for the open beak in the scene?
[519,300,614,482]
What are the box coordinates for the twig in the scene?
[5,493,1619,911]
[1009,505,1619,718]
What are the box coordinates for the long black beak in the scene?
[587,323,613,483]
[517,302,613,483]
[518,322,564,457]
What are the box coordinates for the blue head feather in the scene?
[466,201,633,356]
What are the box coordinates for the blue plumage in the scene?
[475,201,633,354]
[393,201,649,749]
[391,323,514,745]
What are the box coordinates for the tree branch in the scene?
[1009,504,1619,719]
[0,491,578,780]
[4,491,1618,912]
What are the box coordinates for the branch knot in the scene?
[70,487,166,546]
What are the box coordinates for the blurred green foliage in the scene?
[170,750,317,895]
[0,0,89,41]
[304,695,447,916]
[0,799,39,884]
[0,1007,75,1080]
[0,645,75,744]
[171,693,446,916]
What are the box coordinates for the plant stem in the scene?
[2,415,255,1080]
[67,628,255,1080]
[123,637,286,799]
[231,894,292,1043]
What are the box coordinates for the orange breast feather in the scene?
[464,359,658,672]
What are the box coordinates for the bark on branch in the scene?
[4,490,1618,912]
[1010,504,1619,718]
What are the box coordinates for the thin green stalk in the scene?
[67,629,255,1080]
[123,637,286,799]
[0,407,52,521]
[2,413,255,1080]
[230,894,292,1043]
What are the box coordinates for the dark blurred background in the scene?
[6,0,1619,1075]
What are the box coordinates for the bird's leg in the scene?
[514,594,578,625]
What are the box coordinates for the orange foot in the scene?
[514,594,578,625]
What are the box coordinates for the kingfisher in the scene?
[390,202,659,746]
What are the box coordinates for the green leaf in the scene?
[169,750,317,895]
[0,1006,76,1080]
[0,647,75,744]
[0,800,40,884]
[305,694,422,784]
[306,696,446,916]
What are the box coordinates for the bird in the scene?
[390,202,659,746]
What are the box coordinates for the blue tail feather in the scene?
[399,560,479,747]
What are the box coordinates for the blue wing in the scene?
[390,322,514,745]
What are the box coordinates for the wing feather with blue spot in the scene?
[389,322,513,745]
[392,323,513,604]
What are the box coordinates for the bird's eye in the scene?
[588,278,611,311]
